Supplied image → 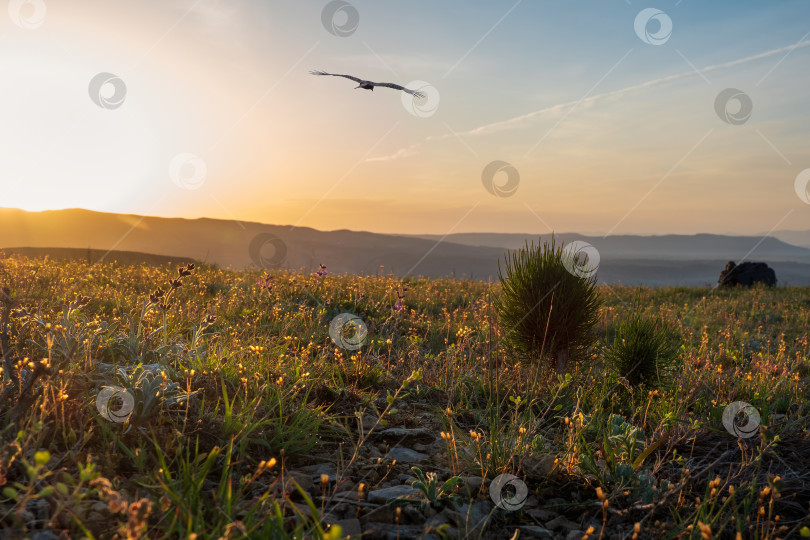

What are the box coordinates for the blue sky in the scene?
[1,1,809,236]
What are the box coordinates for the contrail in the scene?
[367,40,810,161]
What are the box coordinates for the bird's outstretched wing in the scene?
[309,70,363,84]
[373,82,426,99]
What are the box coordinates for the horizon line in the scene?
[1,206,806,238]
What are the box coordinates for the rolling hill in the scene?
[2,207,809,286]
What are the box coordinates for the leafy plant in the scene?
[409,466,463,509]
[578,413,647,487]
[494,235,601,373]
[102,364,194,424]
[605,311,680,389]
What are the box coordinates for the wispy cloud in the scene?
[365,143,421,162]
[367,40,810,162]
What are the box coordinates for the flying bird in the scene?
[310,70,426,99]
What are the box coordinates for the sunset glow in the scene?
[2,1,809,236]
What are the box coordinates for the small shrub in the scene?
[494,236,601,373]
[605,311,680,389]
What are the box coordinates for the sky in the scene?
[1,0,809,237]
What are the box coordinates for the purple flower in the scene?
[257,274,274,290]
[394,288,405,311]
[316,264,327,277]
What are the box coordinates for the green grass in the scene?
[605,308,681,390]
[0,253,808,538]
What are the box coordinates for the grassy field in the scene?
[0,253,808,539]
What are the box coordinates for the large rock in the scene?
[718,261,776,287]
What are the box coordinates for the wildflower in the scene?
[394,288,405,311]
[316,264,327,277]
[149,287,165,303]
[257,274,274,290]
[258,458,277,473]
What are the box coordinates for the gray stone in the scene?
[368,485,421,504]
[565,531,585,540]
[454,500,493,531]
[333,477,355,492]
[400,475,418,486]
[362,522,424,540]
[518,526,555,539]
[527,508,558,522]
[524,454,557,477]
[362,504,397,524]
[334,518,362,538]
[30,532,61,540]
[286,470,315,494]
[387,447,428,463]
[424,508,454,529]
[546,515,581,532]
[424,438,448,455]
[375,427,435,443]
[462,476,485,497]
[402,504,425,522]
[298,462,336,476]
[362,415,378,430]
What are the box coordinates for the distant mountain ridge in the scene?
[764,229,810,249]
[2,207,809,286]
[402,232,810,261]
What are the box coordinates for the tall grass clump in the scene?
[494,236,601,373]
[605,311,680,389]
